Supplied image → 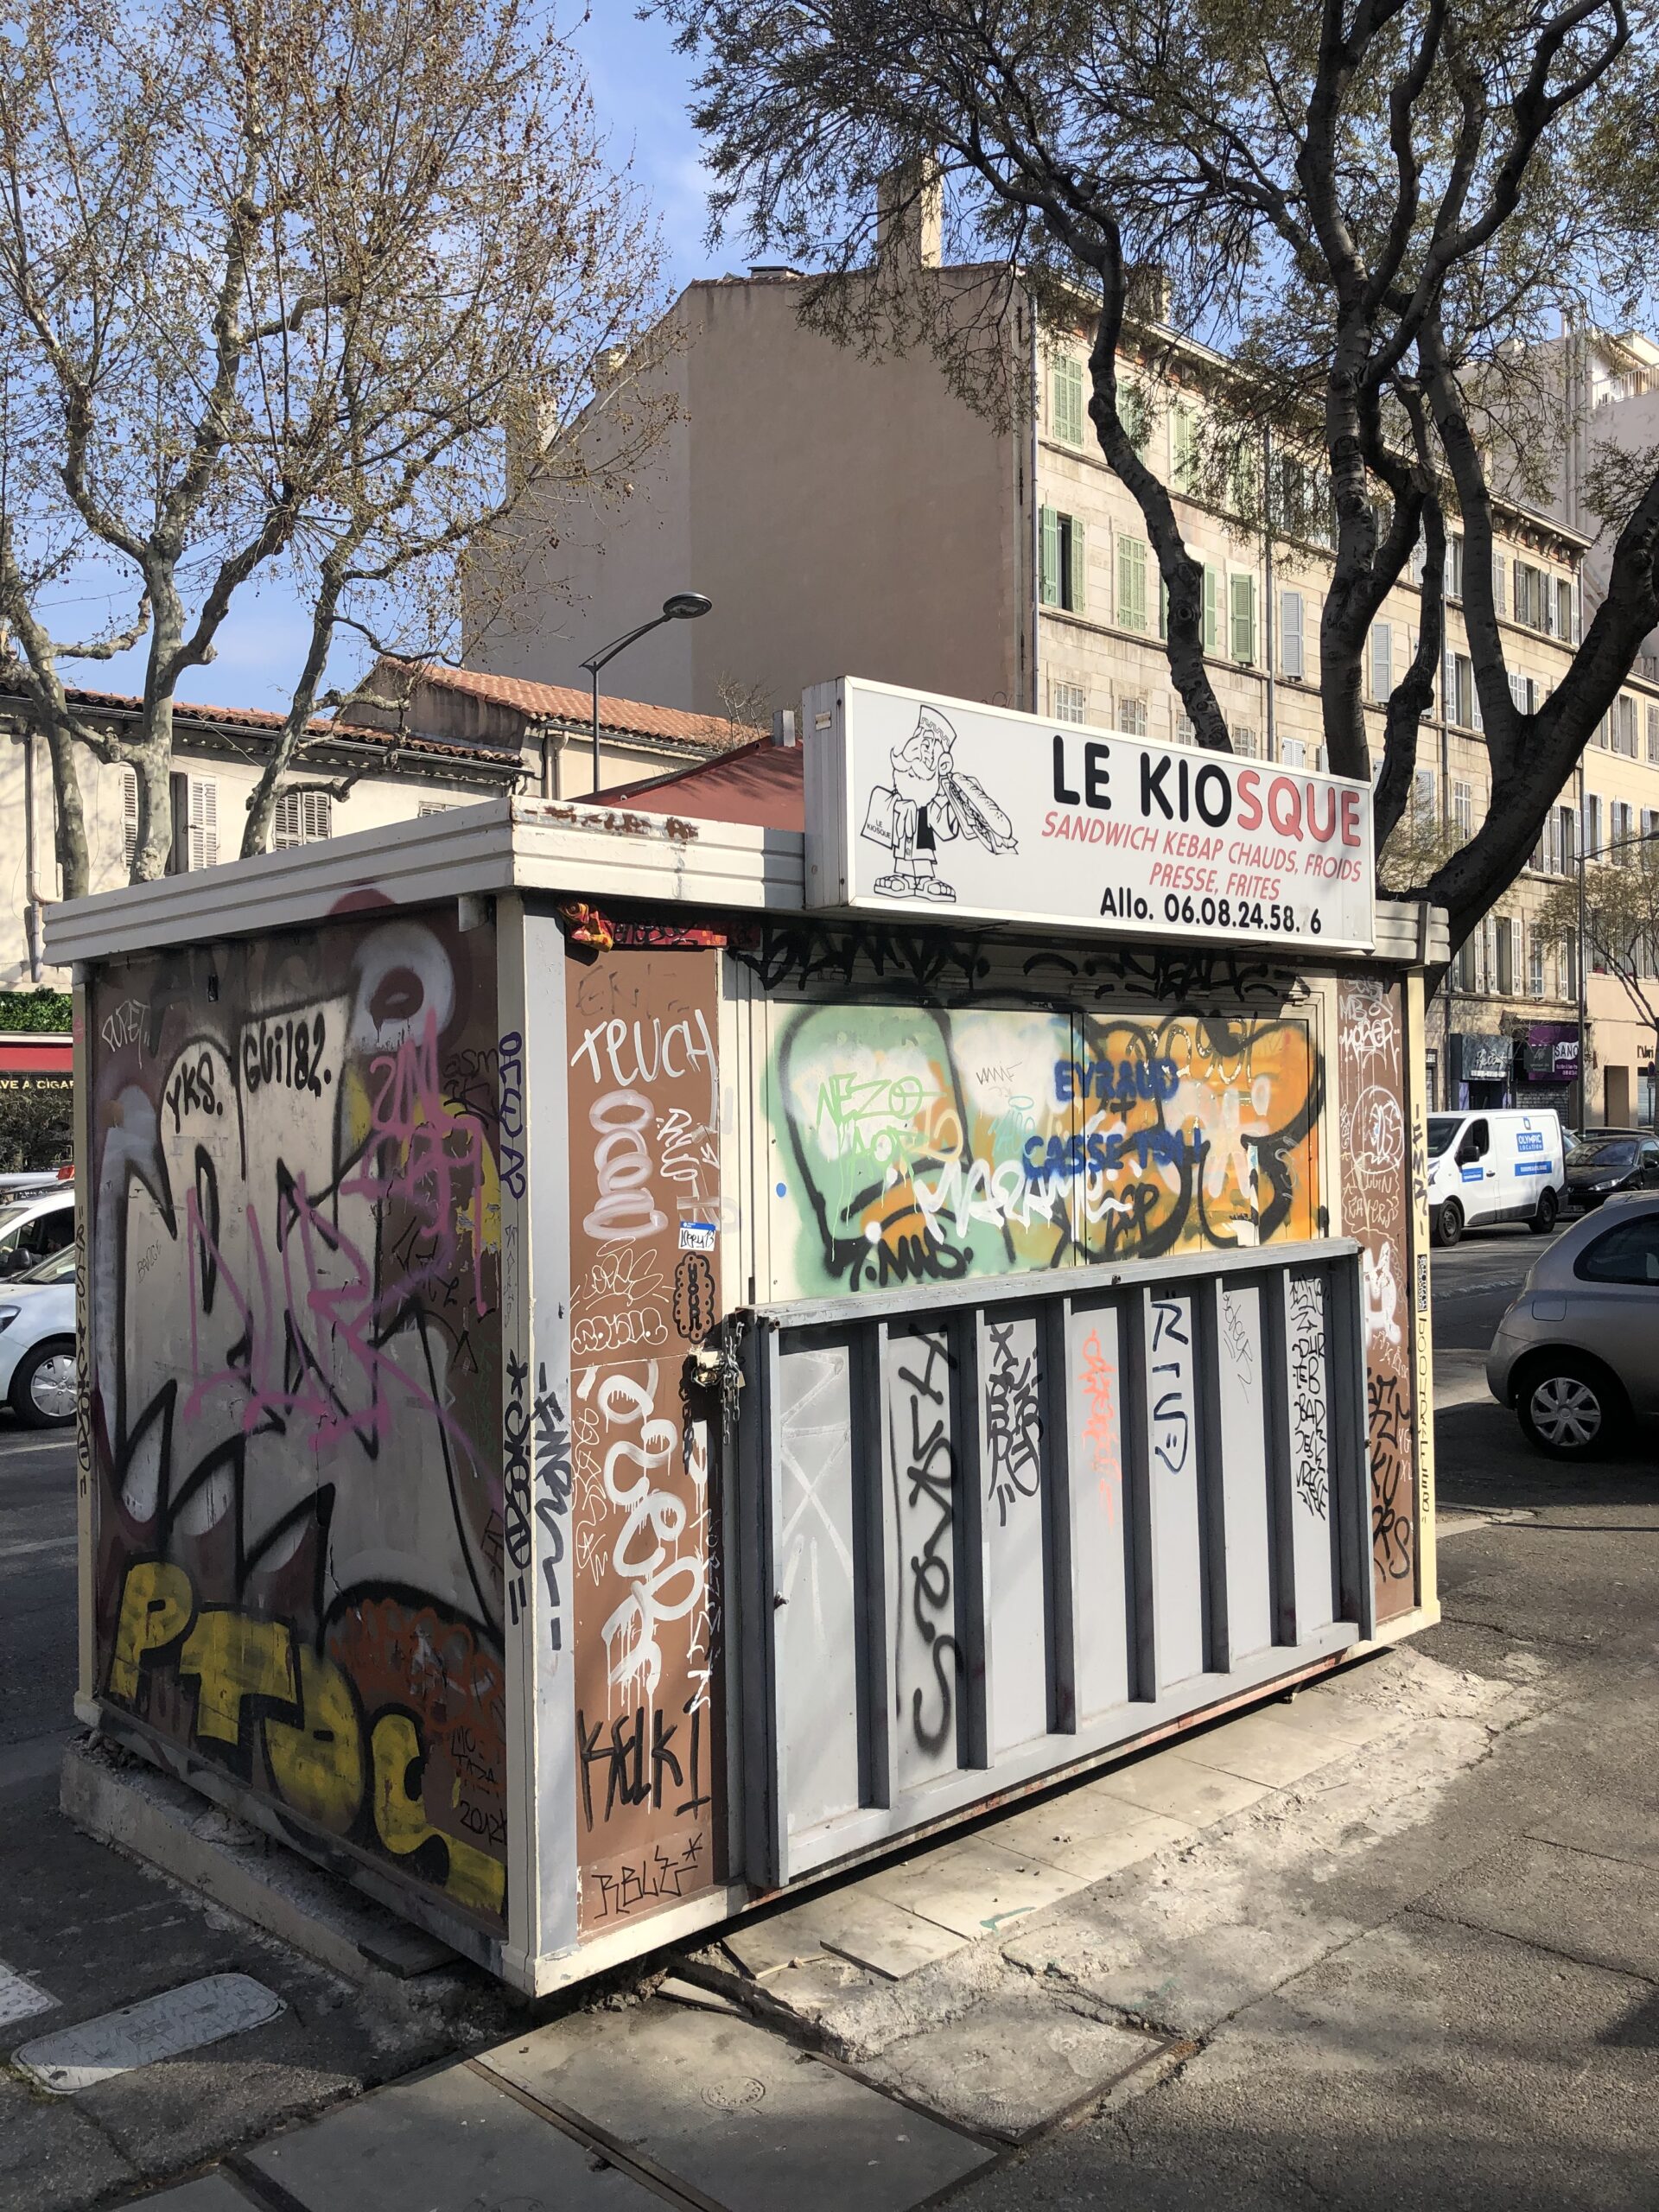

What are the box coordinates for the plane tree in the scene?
[659,0,1659,956]
[0,0,668,887]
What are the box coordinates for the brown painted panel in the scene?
[1336,976,1417,1616]
[565,946,723,1936]
[89,906,508,1929]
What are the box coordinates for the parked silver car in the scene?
[1486,1194,1659,1458]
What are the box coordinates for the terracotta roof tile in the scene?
[417,663,756,749]
[0,674,518,772]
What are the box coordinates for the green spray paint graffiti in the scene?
[767,1004,1323,1298]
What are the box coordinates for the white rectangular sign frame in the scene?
[804,676,1376,954]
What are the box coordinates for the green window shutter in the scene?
[1230,572,1255,664]
[1202,563,1218,652]
[1117,535,1146,631]
[1173,404,1195,491]
[1066,517,1086,613]
[1053,357,1084,445]
[1039,505,1060,606]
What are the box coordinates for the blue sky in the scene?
[54,6,719,715]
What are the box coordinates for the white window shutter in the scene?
[190,778,218,871]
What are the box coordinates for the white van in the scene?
[1427,1109,1567,1246]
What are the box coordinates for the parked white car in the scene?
[0,1243,77,1427]
[1427,1109,1567,1247]
[0,1185,75,1281]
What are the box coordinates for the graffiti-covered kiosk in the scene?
[52,676,1445,1994]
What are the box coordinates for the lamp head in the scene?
[663,591,712,620]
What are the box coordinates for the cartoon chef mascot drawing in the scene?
[861,704,1016,901]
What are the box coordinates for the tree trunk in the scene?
[42,722,91,903]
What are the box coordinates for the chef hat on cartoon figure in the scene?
[903,703,957,761]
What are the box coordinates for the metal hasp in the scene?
[735,1238,1371,1888]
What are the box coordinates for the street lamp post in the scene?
[579,593,712,795]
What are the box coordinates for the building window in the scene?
[1513,561,1552,631]
[1452,936,1478,992]
[1116,695,1148,737]
[1281,736,1306,769]
[1562,933,1578,997]
[168,772,218,874]
[1648,704,1659,764]
[1614,695,1638,755]
[1558,803,1577,872]
[1202,563,1220,652]
[1173,711,1197,745]
[272,790,334,849]
[1585,793,1602,858]
[1230,572,1257,664]
[1612,799,1637,861]
[1172,402,1198,493]
[1369,621,1392,702]
[1555,576,1576,640]
[1493,915,1515,995]
[1414,766,1437,817]
[1509,670,1538,715]
[1116,534,1148,632]
[1039,507,1085,613]
[1052,354,1085,447]
[1528,931,1545,997]
[121,766,138,872]
[1280,589,1305,679]
[1592,710,1611,748]
[416,800,455,817]
[1444,652,1478,728]
[1052,681,1088,724]
[1453,780,1473,838]
[1445,533,1465,601]
[1233,726,1259,758]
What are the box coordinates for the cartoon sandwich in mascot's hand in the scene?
[861,704,1017,902]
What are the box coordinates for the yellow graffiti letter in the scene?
[370,1712,505,1918]
[178,1610,297,1747]
[264,1649,365,1835]
[107,1560,194,1704]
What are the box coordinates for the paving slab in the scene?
[729,1885,969,1991]
[853,1984,1161,2142]
[863,1836,1085,1938]
[478,1998,995,2211]
[251,2059,663,2210]
[1090,1749,1273,1827]
[993,1796,1192,1884]
[1419,1834,1659,1981]
[1176,1707,1370,1789]
[784,1885,970,1980]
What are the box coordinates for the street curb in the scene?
[60,1735,460,1988]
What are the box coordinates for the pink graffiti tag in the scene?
[1078,1328,1122,1525]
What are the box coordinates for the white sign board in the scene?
[804,677,1375,953]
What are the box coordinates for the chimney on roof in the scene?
[1127,264,1171,328]
[876,156,943,276]
[771,708,798,747]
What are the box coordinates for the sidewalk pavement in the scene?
[19,1396,1659,2212]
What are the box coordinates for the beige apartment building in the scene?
[3,665,750,991]
[474,243,1658,1125]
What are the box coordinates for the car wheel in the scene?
[1516,1357,1625,1460]
[1532,1187,1559,1235]
[1433,1198,1463,1249]
[10,1338,76,1429]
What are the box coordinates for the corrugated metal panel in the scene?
[738,1239,1371,1886]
